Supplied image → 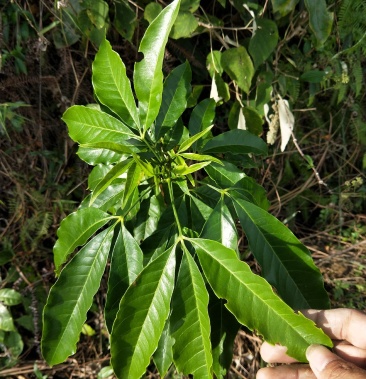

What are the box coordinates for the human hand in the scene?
[257,308,366,379]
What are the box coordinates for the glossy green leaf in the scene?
[122,162,143,209]
[188,98,216,151]
[134,194,164,242]
[53,208,112,272]
[90,159,133,205]
[42,228,114,365]
[304,0,333,47]
[179,152,223,166]
[202,129,268,155]
[105,224,143,331]
[170,11,198,39]
[0,289,22,306]
[249,19,278,68]
[242,106,264,135]
[93,39,139,129]
[221,46,254,94]
[63,106,135,145]
[174,161,211,176]
[134,0,181,131]
[77,146,123,165]
[189,196,214,233]
[229,177,270,210]
[232,197,330,309]
[190,238,333,362]
[110,246,176,379]
[88,164,113,191]
[80,141,136,155]
[178,125,214,153]
[0,303,15,331]
[271,0,299,17]
[205,161,246,188]
[153,319,174,377]
[156,61,191,133]
[171,250,212,378]
[202,198,238,251]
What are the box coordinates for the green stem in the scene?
[167,178,183,237]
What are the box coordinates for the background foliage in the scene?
[0,0,365,378]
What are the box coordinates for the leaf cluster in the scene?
[41,1,332,378]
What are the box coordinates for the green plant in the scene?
[0,288,24,368]
[41,1,333,378]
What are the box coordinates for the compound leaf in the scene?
[190,238,333,362]
[42,227,114,366]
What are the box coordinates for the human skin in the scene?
[257,309,366,379]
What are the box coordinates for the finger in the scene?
[333,341,366,369]
[303,309,366,349]
[260,342,298,364]
[257,364,315,379]
[306,344,366,379]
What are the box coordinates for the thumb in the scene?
[306,344,366,379]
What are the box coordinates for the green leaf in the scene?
[110,246,176,379]
[174,161,211,176]
[0,289,22,306]
[85,0,108,29]
[53,208,112,272]
[190,238,333,362]
[93,39,139,129]
[153,319,174,376]
[205,161,246,188]
[249,19,278,68]
[90,159,133,205]
[304,0,333,47]
[206,50,223,77]
[134,0,181,131]
[63,106,135,145]
[242,106,264,135]
[113,1,136,42]
[156,62,192,133]
[80,141,136,155]
[171,249,212,378]
[88,164,112,191]
[105,224,143,332]
[42,227,114,365]
[77,146,123,165]
[230,177,270,210]
[271,0,299,17]
[178,125,214,153]
[179,152,223,166]
[0,303,15,331]
[232,197,330,309]
[180,0,200,12]
[202,129,268,155]
[188,98,216,151]
[144,3,162,23]
[209,294,239,379]
[221,46,254,94]
[170,11,198,39]
[202,198,238,251]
